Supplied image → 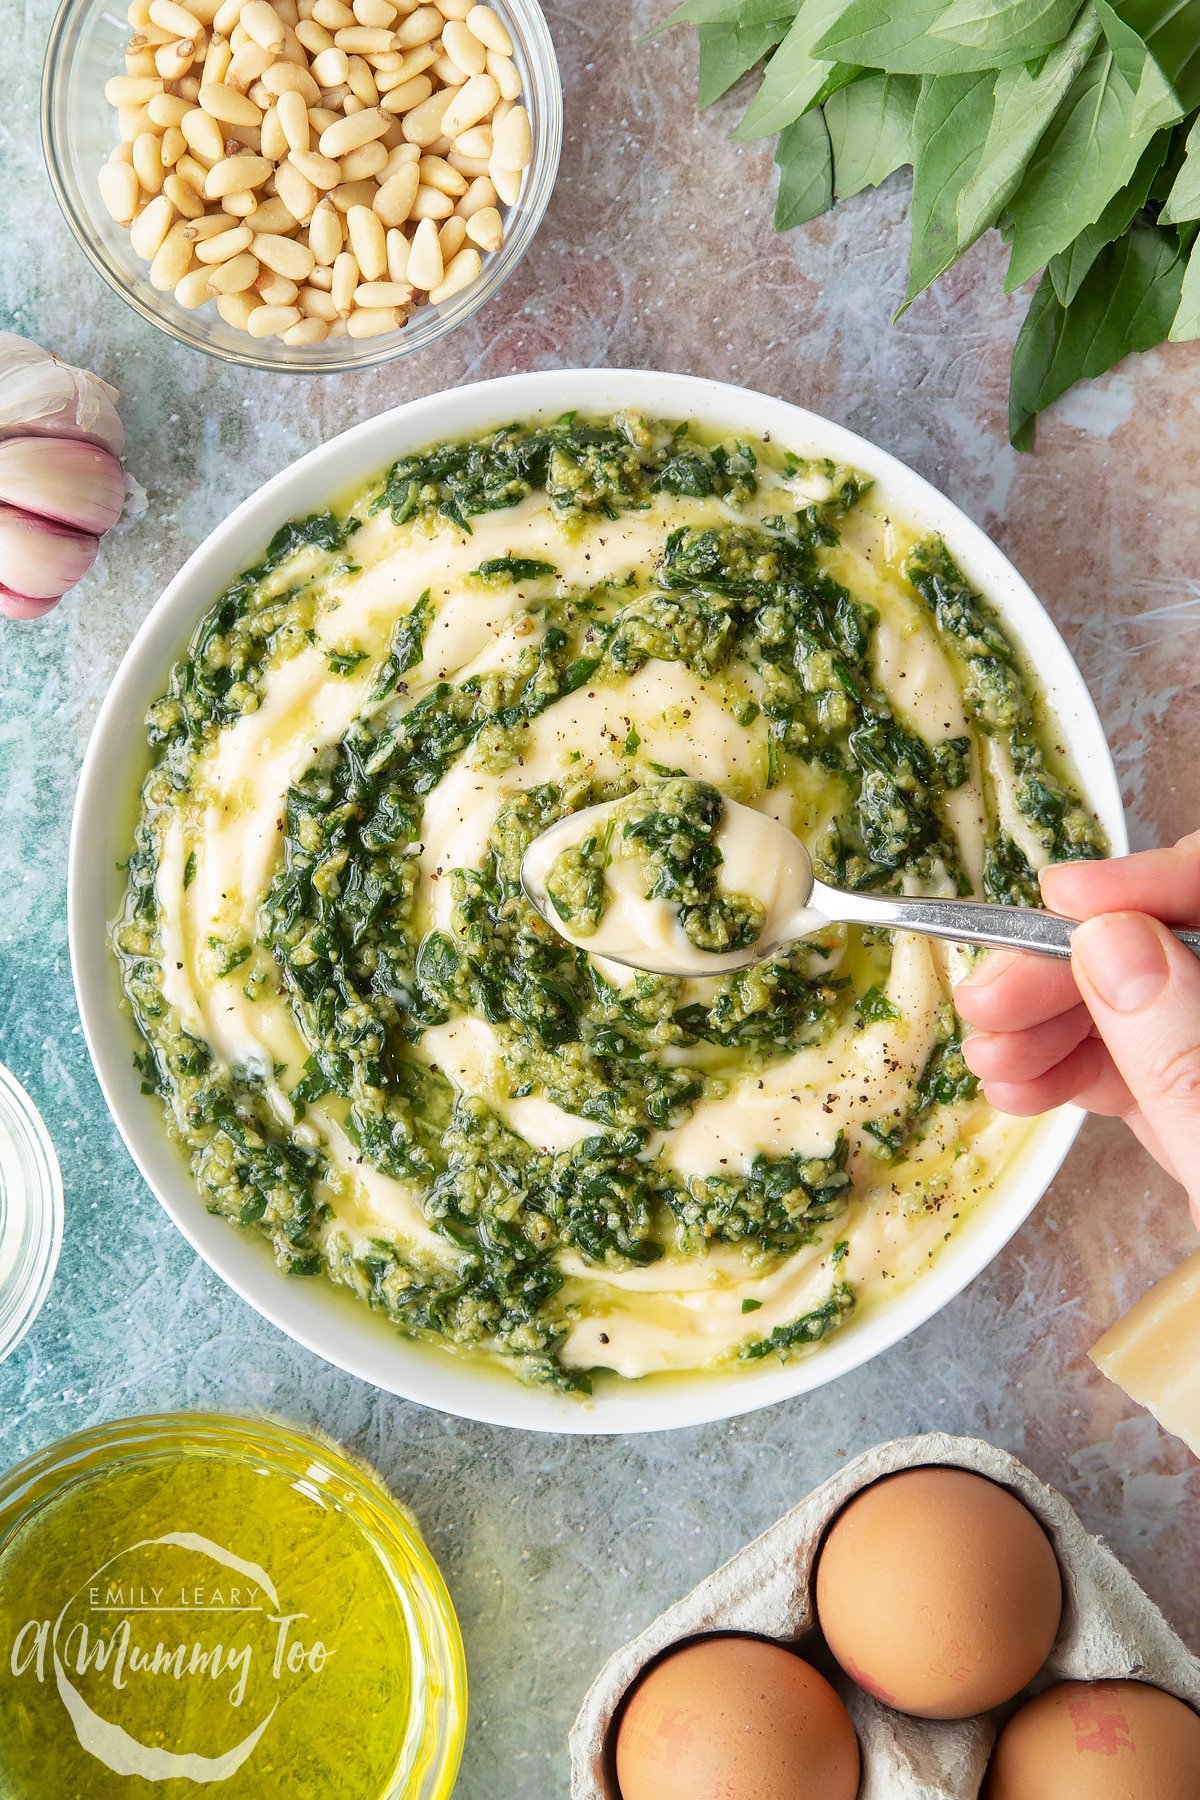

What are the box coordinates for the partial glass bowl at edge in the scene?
[0,1063,63,1364]
[40,0,563,373]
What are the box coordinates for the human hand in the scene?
[955,832,1200,1227]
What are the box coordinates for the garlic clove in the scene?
[0,505,100,601]
[0,331,125,456]
[0,438,127,535]
[0,585,61,621]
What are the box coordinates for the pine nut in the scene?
[256,271,299,302]
[418,152,466,195]
[346,305,401,335]
[200,79,263,123]
[261,57,320,97]
[400,88,451,144]
[340,137,388,179]
[179,73,202,98]
[345,202,386,277]
[268,159,317,221]
[99,161,141,222]
[149,92,191,126]
[183,207,239,237]
[247,301,302,333]
[317,104,387,155]
[308,196,343,259]
[380,73,433,113]
[149,0,203,32]
[452,122,490,158]
[395,42,438,77]
[156,39,201,81]
[182,105,226,160]
[299,281,339,316]
[331,177,379,210]
[492,101,529,169]
[354,0,395,20]
[129,192,176,257]
[164,169,207,214]
[248,194,299,230]
[125,46,159,77]
[131,130,165,193]
[465,5,508,52]
[105,73,163,104]
[437,212,465,258]
[395,4,440,45]
[463,201,499,250]
[486,48,518,100]
[202,34,233,82]
[373,162,419,225]
[240,0,286,50]
[437,0,472,16]
[223,187,259,213]
[333,24,392,50]
[216,290,259,326]
[174,151,212,189]
[311,0,353,23]
[441,18,484,75]
[310,43,348,83]
[118,103,153,139]
[150,219,197,288]
[353,278,411,304]
[271,85,308,149]
[428,242,478,302]
[439,70,496,137]
[226,38,273,84]
[385,224,408,279]
[489,157,519,204]
[369,49,405,71]
[331,249,359,311]
[205,151,273,193]
[405,214,441,288]
[283,315,329,342]
[194,221,254,259]
[254,230,315,276]
[345,53,379,102]
[295,18,333,50]
[212,0,244,35]
[175,264,215,305]
[454,172,495,215]
[409,182,452,219]
[208,248,260,288]
[289,147,341,188]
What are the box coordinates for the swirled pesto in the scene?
[115,413,1107,1393]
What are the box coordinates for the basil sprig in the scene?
[656,0,1200,445]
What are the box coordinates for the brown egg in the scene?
[983,1680,1200,1798]
[614,1634,860,1800]
[814,1466,1062,1719]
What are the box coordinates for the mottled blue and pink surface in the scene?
[2,5,1200,1795]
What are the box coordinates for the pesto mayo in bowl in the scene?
[69,372,1126,1433]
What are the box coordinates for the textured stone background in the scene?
[3,2,1200,1795]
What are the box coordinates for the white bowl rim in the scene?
[68,368,1128,1435]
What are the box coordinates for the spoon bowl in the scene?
[522,797,1200,977]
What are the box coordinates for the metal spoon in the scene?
[521,795,1200,978]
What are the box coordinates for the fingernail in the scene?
[1073,913,1169,1013]
[959,950,1017,989]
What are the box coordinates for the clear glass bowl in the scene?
[0,1062,63,1362]
[0,1412,467,1797]
[40,0,562,373]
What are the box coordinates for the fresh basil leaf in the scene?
[1161,111,1200,222]
[1048,127,1170,303]
[813,0,1070,71]
[732,0,853,139]
[1169,227,1200,336]
[697,17,793,106]
[932,0,1085,55]
[1004,22,1182,292]
[774,106,834,227]
[902,71,997,309]
[1009,225,1186,445]
[956,2,1103,244]
[1105,0,1200,110]
[825,73,919,198]
[650,0,800,33]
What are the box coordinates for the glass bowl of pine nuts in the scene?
[41,0,561,370]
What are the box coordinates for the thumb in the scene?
[1072,912,1200,1220]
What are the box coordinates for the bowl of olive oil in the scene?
[0,1412,466,1797]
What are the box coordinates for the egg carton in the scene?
[569,1432,1200,1799]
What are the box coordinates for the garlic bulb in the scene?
[0,332,124,455]
[0,334,138,622]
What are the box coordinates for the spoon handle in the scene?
[818,887,1200,962]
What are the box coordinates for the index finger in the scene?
[954,949,1081,1031]
[1041,830,1200,926]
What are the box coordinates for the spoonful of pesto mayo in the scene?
[521,778,1200,977]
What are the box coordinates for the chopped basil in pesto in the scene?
[114,412,1107,1394]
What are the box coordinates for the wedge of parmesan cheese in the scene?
[1091,1249,1200,1458]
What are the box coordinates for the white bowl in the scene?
[68,370,1127,1434]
